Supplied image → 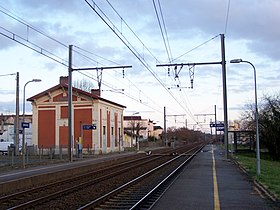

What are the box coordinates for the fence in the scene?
[0,144,97,169]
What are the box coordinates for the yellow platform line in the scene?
[212,145,221,210]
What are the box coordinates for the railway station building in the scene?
[27,76,126,154]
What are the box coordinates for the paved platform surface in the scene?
[152,144,277,210]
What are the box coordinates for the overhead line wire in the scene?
[224,0,231,35]
[0,6,68,48]
[107,0,195,122]
[105,0,162,63]
[0,27,68,67]
[0,4,165,115]
[172,34,220,62]
[157,0,173,61]
[85,0,198,122]
[153,0,171,62]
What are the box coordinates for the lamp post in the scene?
[230,59,260,175]
[22,79,41,168]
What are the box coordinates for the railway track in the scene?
[78,144,203,209]
[0,143,203,209]
[1,156,162,209]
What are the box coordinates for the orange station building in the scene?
[27,76,126,154]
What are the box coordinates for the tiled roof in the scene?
[27,83,126,108]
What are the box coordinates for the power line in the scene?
[1,2,201,124]
[105,0,162,64]
[73,45,120,66]
[0,73,16,77]
[172,34,220,62]
[152,0,172,62]
[0,26,68,67]
[0,6,68,48]
[0,6,166,117]
[85,0,199,122]
[224,0,231,35]
[157,0,173,61]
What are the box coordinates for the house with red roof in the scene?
[27,76,126,154]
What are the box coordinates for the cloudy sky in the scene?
[0,0,279,132]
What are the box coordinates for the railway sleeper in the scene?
[99,204,135,209]
[109,197,140,201]
[104,200,138,205]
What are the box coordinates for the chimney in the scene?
[60,76,68,85]
[91,89,100,97]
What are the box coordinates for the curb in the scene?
[231,158,280,208]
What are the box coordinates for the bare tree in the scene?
[73,78,95,92]
[128,119,145,149]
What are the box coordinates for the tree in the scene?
[128,119,144,149]
[166,126,204,144]
[73,78,95,92]
[241,94,280,160]
[258,95,280,160]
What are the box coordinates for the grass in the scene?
[233,152,280,199]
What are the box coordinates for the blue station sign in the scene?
[21,122,30,129]
[83,124,97,130]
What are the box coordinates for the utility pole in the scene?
[220,34,229,159]
[156,34,228,158]
[15,72,19,155]
[0,73,19,154]
[68,45,73,162]
[163,107,185,147]
[163,107,166,146]
[68,45,132,162]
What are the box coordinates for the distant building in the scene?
[123,116,162,147]
[0,114,32,145]
[27,76,126,154]
[153,125,163,140]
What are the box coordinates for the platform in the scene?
[152,144,276,210]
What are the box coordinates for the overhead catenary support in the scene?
[68,45,132,162]
[194,105,217,141]
[194,113,216,124]
[156,34,229,158]
[220,34,228,159]
[73,65,132,91]
[68,45,73,162]
[15,72,19,155]
[163,106,166,146]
